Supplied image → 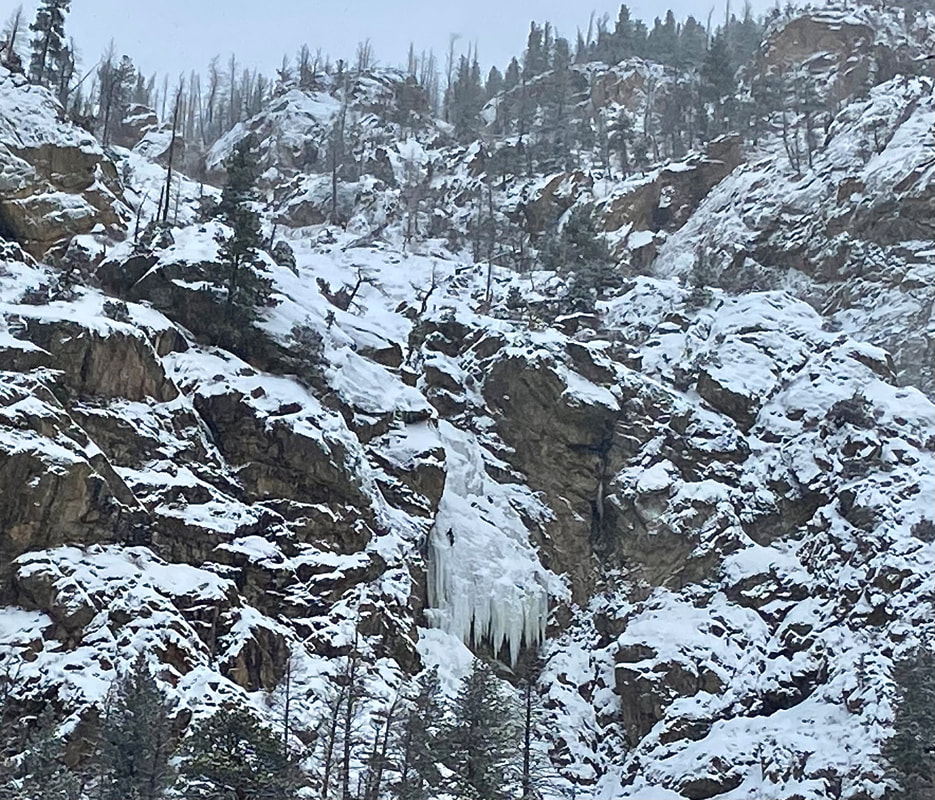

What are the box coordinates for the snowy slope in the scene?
[0,5,933,799]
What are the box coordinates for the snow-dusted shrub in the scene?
[288,318,326,383]
[271,240,296,271]
[102,299,132,323]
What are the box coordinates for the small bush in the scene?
[505,286,524,310]
[288,319,326,383]
[20,284,51,305]
[103,299,132,323]
[271,241,297,271]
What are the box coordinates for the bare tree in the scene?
[228,53,238,127]
[329,71,350,224]
[1,6,24,71]
[362,692,401,800]
[161,78,183,224]
[318,684,346,800]
[444,34,461,122]
[355,39,373,74]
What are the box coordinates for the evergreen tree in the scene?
[27,0,69,87]
[503,57,521,92]
[725,2,764,73]
[394,668,445,800]
[645,10,678,65]
[678,16,708,68]
[211,134,276,339]
[442,660,519,800]
[701,31,735,134]
[449,53,485,142]
[523,22,547,76]
[883,646,935,800]
[611,111,634,175]
[485,66,503,101]
[95,655,174,800]
[177,706,301,800]
[613,5,636,62]
[3,707,80,800]
[631,19,649,58]
[574,30,588,64]
[51,36,74,108]
[749,68,782,145]
[631,134,650,171]
[542,206,620,312]
[538,36,575,172]
[98,53,137,146]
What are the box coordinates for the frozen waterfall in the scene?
[425,422,564,666]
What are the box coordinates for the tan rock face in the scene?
[0,73,129,255]
[22,318,179,403]
[523,171,595,235]
[615,651,724,746]
[193,388,365,508]
[0,142,126,257]
[600,135,743,237]
[483,355,616,601]
[0,381,136,592]
[760,15,874,101]
[590,62,651,113]
[221,613,290,692]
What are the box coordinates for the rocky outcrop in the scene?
[760,13,875,101]
[522,171,595,235]
[654,77,935,396]
[600,135,743,241]
[0,70,127,256]
[0,376,139,592]
[193,387,364,509]
[483,353,617,601]
[22,318,178,402]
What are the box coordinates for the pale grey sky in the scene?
[13,0,779,80]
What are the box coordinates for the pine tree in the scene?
[524,23,547,76]
[27,0,69,88]
[612,5,636,62]
[95,655,174,800]
[541,207,619,312]
[701,31,735,135]
[678,16,708,68]
[611,111,634,175]
[538,36,575,172]
[449,52,485,142]
[503,58,521,91]
[3,707,80,800]
[394,668,445,800]
[645,10,678,65]
[883,646,935,800]
[725,2,764,72]
[485,66,503,101]
[98,53,138,146]
[442,660,519,800]
[210,134,276,341]
[178,706,301,800]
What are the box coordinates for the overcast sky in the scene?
[13,0,779,80]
